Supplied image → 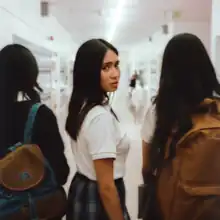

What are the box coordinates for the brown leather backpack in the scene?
[0,103,67,220]
[157,98,220,220]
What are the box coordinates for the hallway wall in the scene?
[0,0,77,55]
[173,21,211,54]
[211,0,220,79]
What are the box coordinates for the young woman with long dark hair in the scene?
[0,44,69,220]
[141,33,220,220]
[66,39,130,220]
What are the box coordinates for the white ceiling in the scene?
[50,0,211,49]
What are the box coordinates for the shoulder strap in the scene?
[177,110,220,147]
[23,103,43,144]
[164,98,220,159]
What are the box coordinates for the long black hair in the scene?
[149,33,220,169]
[66,39,118,140]
[0,44,42,149]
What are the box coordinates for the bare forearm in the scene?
[99,185,124,220]
[142,141,150,169]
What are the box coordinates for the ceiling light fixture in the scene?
[107,0,127,42]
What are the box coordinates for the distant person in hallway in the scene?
[66,39,130,220]
[0,44,69,220]
[141,33,220,220]
[130,80,145,124]
[129,71,138,96]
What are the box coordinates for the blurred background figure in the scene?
[129,80,146,124]
[129,71,138,97]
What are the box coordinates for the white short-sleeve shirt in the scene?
[131,86,144,109]
[141,103,156,143]
[71,105,130,180]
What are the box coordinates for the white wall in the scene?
[129,20,211,69]
[129,26,173,69]
[211,0,220,69]
[215,36,220,80]
[127,23,173,101]
[0,0,78,56]
[128,20,211,102]
[173,21,211,54]
[118,51,131,89]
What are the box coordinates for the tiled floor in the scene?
[59,89,143,220]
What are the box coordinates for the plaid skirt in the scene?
[66,173,130,220]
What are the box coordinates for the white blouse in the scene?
[141,103,156,143]
[71,105,130,180]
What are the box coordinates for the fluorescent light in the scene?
[107,0,126,42]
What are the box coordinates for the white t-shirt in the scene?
[71,105,130,180]
[141,103,156,143]
[131,85,144,109]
